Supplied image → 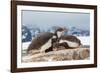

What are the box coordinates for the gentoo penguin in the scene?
[27,28,66,53]
[53,35,82,50]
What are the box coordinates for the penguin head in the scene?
[59,35,82,48]
[55,27,68,38]
[71,37,82,47]
[70,36,82,46]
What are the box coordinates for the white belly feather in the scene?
[40,39,52,52]
[59,40,79,47]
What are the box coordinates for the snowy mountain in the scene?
[67,27,90,36]
[22,25,90,42]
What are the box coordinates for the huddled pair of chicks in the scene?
[27,27,82,54]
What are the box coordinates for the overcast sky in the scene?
[22,10,90,30]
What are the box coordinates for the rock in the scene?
[79,48,90,59]
[73,51,80,60]
[22,48,90,62]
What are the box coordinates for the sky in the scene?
[22,10,90,31]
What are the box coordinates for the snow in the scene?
[77,36,90,45]
[22,36,90,50]
[22,42,31,50]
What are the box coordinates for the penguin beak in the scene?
[80,41,82,46]
[79,43,83,48]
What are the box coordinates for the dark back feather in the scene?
[27,32,53,52]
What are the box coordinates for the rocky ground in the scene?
[22,46,90,62]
